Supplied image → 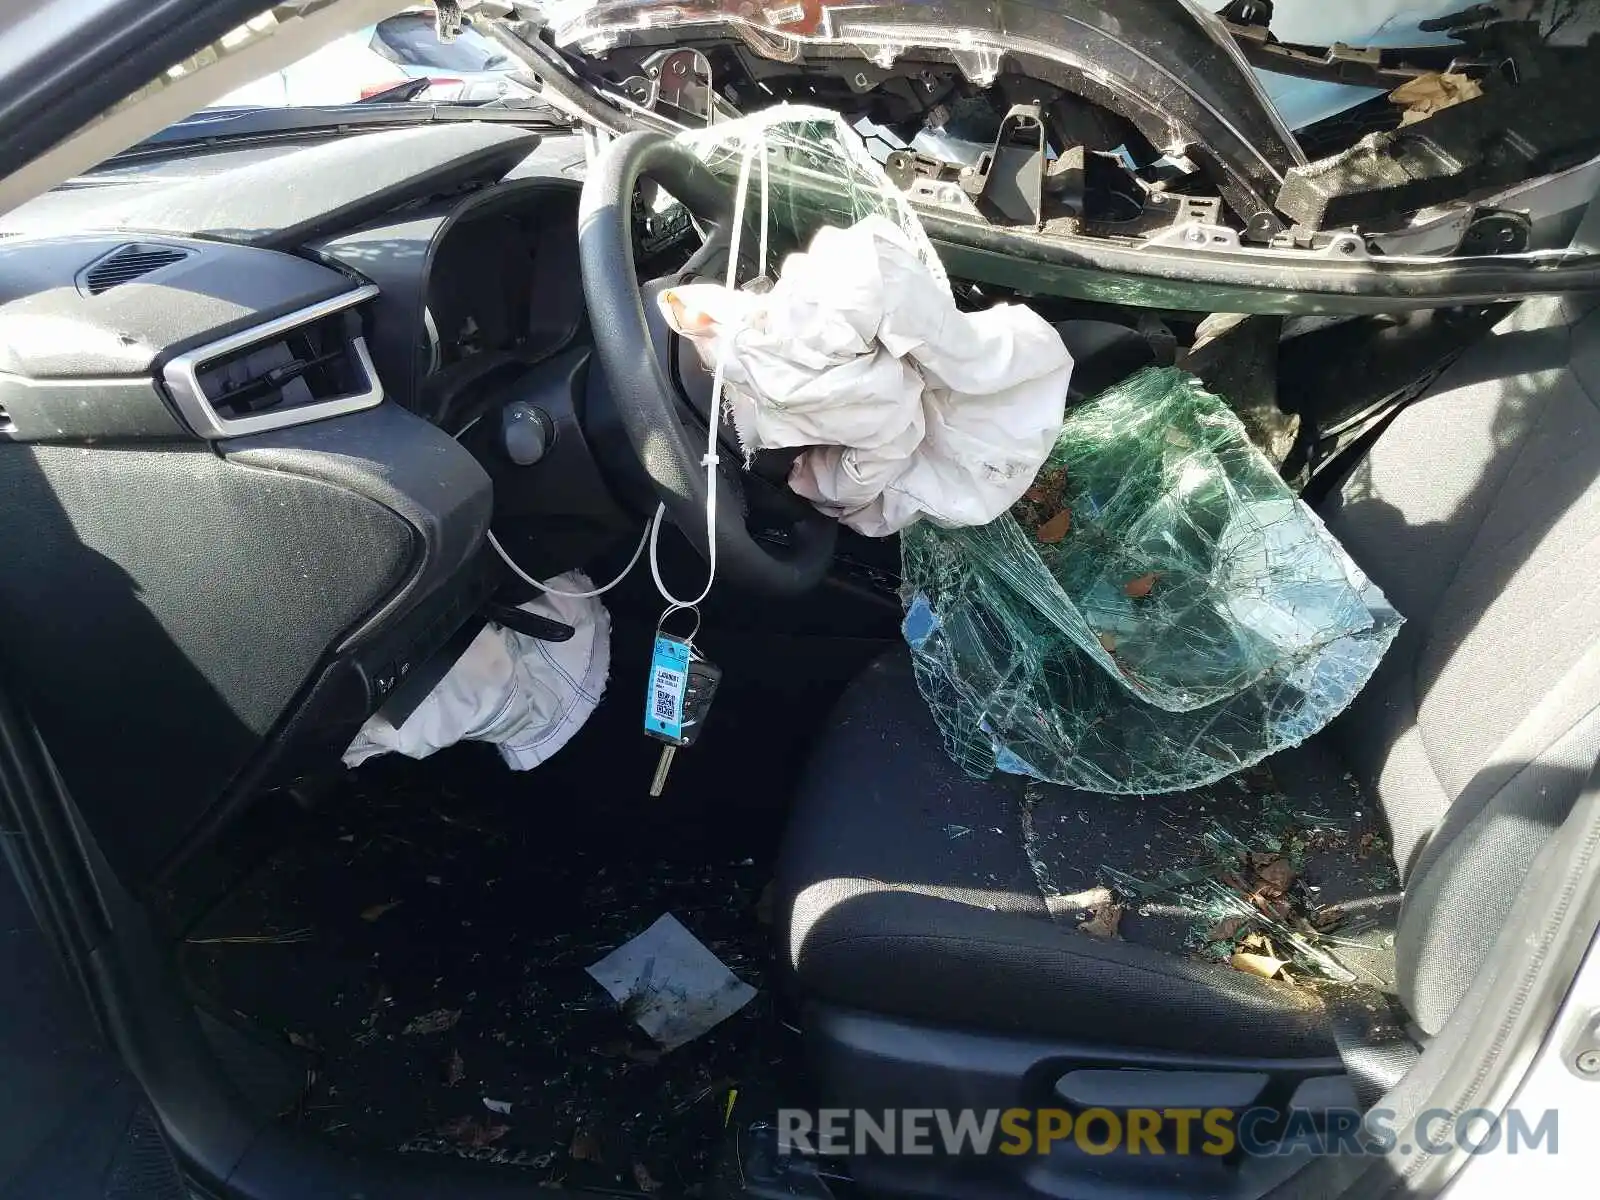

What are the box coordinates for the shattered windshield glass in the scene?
[673,105,948,291]
[901,367,1403,794]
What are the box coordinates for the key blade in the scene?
[649,745,676,798]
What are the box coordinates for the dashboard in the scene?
[0,124,652,889]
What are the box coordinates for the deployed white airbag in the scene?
[660,215,1074,537]
[343,573,609,771]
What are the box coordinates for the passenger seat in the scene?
[773,295,1600,1198]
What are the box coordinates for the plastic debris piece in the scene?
[482,1098,513,1115]
[900,366,1403,793]
[586,914,757,1051]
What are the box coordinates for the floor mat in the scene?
[178,623,874,1190]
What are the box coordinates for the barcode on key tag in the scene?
[644,634,692,742]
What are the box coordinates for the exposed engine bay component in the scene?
[620,47,734,124]
[1221,19,1464,89]
[958,102,1107,229]
[1275,41,1600,231]
[470,0,1600,311]
[537,0,1306,232]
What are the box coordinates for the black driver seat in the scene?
[773,297,1600,1190]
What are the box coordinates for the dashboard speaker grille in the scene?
[84,245,189,294]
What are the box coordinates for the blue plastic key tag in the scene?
[644,633,692,742]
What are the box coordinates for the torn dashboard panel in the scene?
[475,0,1600,311]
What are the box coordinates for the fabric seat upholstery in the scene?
[777,295,1600,1050]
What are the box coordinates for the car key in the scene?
[643,630,721,797]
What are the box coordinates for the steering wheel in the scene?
[578,131,838,596]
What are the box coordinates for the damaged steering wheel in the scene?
[578,131,838,597]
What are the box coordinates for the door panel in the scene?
[0,848,182,1199]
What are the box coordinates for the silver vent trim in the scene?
[161,285,382,439]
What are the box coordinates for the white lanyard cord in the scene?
[648,132,763,614]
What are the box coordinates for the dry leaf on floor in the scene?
[1207,916,1246,943]
[1231,951,1289,980]
[360,900,403,922]
[1389,71,1483,125]
[1311,904,1346,933]
[444,1049,465,1086]
[1058,885,1113,910]
[595,1038,663,1065]
[569,1129,602,1162]
[402,1008,461,1036]
[1035,510,1073,543]
[1254,855,1295,894]
[1250,891,1295,923]
[286,1030,319,1051]
[1123,572,1161,599]
[633,1163,663,1194]
[1078,903,1124,940]
[1096,631,1117,654]
[1239,931,1269,953]
[1023,468,1067,505]
[437,1115,510,1147]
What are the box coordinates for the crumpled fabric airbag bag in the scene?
[344,573,609,771]
[661,215,1074,537]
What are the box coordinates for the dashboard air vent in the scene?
[194,310,366,422]
[83,244,190,294]
[161,286,383,438]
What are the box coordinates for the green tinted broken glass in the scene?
[673,104,948,291]
[901,366,1402,794]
